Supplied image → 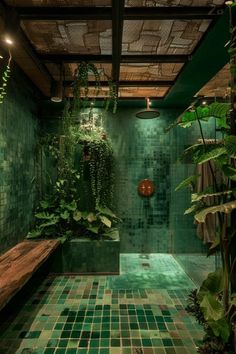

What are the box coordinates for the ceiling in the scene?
[0,0,230,106]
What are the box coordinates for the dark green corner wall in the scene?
[0,66,39,254]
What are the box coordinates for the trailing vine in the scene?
[0,50,11,104]
[71,62,117,115]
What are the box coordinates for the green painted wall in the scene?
[0,66,39,254]
[104,108,217,254]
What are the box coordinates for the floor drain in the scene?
[142,262,150,268]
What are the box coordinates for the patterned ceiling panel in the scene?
[196,64,230,97]
[122,19,211,55]
[120,63,184,81]
[5,0,111,6]
[65,86,110,97]
[46,63,112,81]
[125,0,224,6]
[21,20,112,54]
[119,86,170,97]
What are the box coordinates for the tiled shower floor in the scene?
[0,254,203,354]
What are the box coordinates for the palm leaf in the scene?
[195,147,227,164]
[164,102,230,132]
[222,164,236,181]
[175,175,199,191]
[224,135,236,157]
[195,200,236,223]
[208,102,230,119]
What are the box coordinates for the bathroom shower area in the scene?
[0,85,220,353]
[1,0,235,352]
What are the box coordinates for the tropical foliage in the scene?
[28,62,119,241]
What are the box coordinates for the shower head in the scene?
[135,98,160,119]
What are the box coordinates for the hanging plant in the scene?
[0,50,11,104]
[71,62,117,115]
[75,125,114,209]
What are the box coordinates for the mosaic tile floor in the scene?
[0,254,203,354]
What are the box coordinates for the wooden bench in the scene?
[0,240,59,311]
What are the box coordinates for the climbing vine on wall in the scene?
[0,50,11,104]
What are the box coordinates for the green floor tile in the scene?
[0,255,206,354]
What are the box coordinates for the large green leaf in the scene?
[198,268,224,301]
[175,175,199,192]
[224,135,236,157]
[195,147,227,164]
[208,102,230,119]
[222,164,236,181]
[87,225,99,234]
[99,215,112,228]
[96,205,117,218]
[208,318,230,343]
[200,293,224,321]
[191,190,232,202]
[194,200,236,223]
[102,228,119,239]
[180,102,230,125]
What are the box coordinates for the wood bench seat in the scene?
[0,240,59,311]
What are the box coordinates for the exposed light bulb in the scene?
[5,36,13,45]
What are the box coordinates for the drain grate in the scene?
[142,262,150,268]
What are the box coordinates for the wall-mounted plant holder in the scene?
[138,179,155,197]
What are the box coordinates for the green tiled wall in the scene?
[105,109,217,254]
[0,67,39,254]
[40,105,217,254]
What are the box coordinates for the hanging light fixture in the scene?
[135,97,160,119]
[51,63,63,102]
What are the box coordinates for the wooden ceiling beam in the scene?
[40,54,189,64]
[16,6,224,21]
[64,80,173,87]
[112,0,125,88]
[125,6,224,20]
